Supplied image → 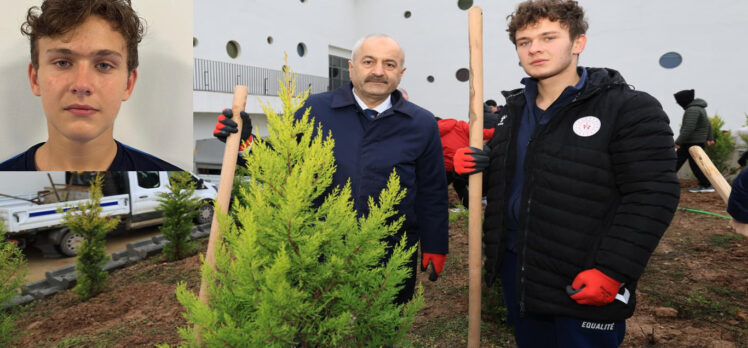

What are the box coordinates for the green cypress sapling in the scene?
[158,171,202,261]
[174,63,423,347]
[0,221,27,347]
[61,173,120,301]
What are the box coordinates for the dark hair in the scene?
[485,99,497,107]
[21,0,144,72]
[507,0,588,45]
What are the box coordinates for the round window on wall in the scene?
[427,75,435,83]
[458,0,473,10]
[659,52,682,69]
[297,42,307,57]
[404,11,412,18]
[455,68,470,82]
[226,40,240,59]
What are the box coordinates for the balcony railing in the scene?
[194,58,330,96]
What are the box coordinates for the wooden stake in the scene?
[196,85,248,345]
[688,145,731,204]
[467,6,483,348]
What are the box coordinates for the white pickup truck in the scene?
[0,171,216,257]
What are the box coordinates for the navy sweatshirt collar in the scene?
[521,66,588,124]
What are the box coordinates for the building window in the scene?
[297,42,307,57]
[458,0,473,10]
[226,40,240,59]
[427,75,435,83]
[328,55,350,91]
[267,36,273,44]
[455,68,470,82]
[404,11,412,18]
[659,52,682,69]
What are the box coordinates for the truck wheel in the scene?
[58,230,84,257]
[196,202,213,224]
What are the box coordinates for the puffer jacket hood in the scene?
[438,118,458,137]
[687,98,707,108]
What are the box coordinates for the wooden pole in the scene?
[688,145,731,204]
[467,6,483,348]
[196,85,248,345]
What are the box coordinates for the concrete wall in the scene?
[192,0,748,148]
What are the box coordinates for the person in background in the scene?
[437,117,494,209]
[673,89,715,193]
[485,99,500,113]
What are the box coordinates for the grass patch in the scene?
[409,315,469,347]
[55,323,128,348]
[448,206,468,223]
[707,233,743,249]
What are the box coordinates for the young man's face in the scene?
[348,36,406,103]
[515,18,586,81]
[28,15,137,143]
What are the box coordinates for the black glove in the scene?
[213,109,253,144]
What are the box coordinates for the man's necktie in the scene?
[363,109,378,120]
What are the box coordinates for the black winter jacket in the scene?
[483,67,680,321]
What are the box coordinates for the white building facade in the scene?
[193,0,748,170]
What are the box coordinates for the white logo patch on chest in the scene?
[572,116,601,137]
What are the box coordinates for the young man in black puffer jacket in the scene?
[453,0,680,347]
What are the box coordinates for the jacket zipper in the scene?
[517,91,586,317]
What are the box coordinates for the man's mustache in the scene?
[365,76,388,83]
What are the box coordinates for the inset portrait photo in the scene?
[0,0,193,171]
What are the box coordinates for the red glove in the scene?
[453,146,490,175]
[421,253,446,281]
[213,108,254,151]
[569,268,621,306]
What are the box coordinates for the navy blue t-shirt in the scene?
[0,140,182,171]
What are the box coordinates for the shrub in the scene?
[704,114,736,174]
[0,221,27,347]
[157,172,202,261]
[61,173,120,301]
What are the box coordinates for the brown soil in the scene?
[8,180,747,347]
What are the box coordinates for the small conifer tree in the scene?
[174,63,423,347]
[705,114,736,174]
[157,172,202,261]
[61,173,120,301]
[0,221,27,347]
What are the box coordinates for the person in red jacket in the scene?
[437,117,494,208]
